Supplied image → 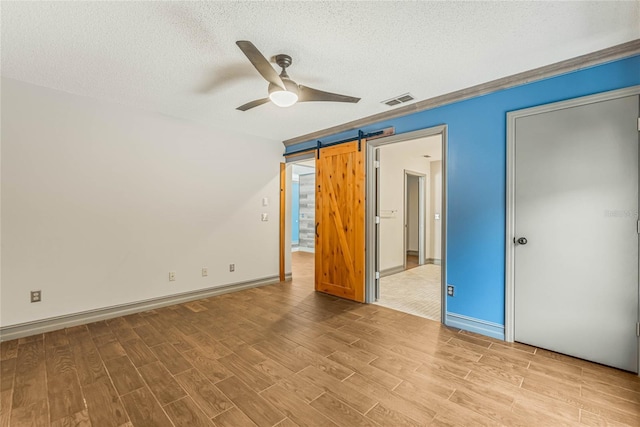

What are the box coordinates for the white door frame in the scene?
[505,86,640,354]
[404,171,426,269]
[365,125,448,325]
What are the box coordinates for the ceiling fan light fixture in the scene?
[269,89,298,107]
[268,79,299,107]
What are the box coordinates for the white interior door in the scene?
[514,95,639,372]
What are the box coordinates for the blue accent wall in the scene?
[285,55,640,329]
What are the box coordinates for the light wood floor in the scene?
[1,254,639,426]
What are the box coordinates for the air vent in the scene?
[382,93,415,107]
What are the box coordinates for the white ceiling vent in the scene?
[382,93,415,107]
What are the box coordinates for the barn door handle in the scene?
[516,237,528,245]
[316,223,319,238]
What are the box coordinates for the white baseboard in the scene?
[298,247,315,253]
[380,265,405,278]
[0,275,281,342]
[426,258,441,265]
[445,312,505,341]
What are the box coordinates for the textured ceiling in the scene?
[2,1,638,142]
[379,135,442,162]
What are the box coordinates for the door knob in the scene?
[516,237,528,245]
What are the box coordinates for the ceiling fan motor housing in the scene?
[275,54,293,69]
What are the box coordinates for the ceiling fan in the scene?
[235,40,361,111]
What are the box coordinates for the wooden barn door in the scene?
[315,140,366,302]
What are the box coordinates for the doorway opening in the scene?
[284,139,367,301]
[368,129,445,322]
[404,171,426,271]
[287,160,316,285]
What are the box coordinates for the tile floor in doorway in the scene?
[375,264,442,322]
[293,251,441,322]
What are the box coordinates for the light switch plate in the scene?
[262,197,269,207]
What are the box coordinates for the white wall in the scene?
[429,161,443,261]
[1,78,283,327]
[379,144,431,271]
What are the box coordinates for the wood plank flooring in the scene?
[405,255,420,270]
[0,251,638,426]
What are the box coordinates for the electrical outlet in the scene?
[169,271,176,281]
[31,290,42,303]
[229,264,235,272]
[447,285,454,297]
[202,267,208,277]
[261,213,269,221]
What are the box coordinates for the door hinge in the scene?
[375,271,380,280]
[375,216,380,224]
[637,220,640,234]
[374,161,380,169]
[636,322,640,337]
[637,117,640,132]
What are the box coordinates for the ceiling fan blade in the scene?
[298,85,360,103]
[236,41,285,90]
[237,98,270,111]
